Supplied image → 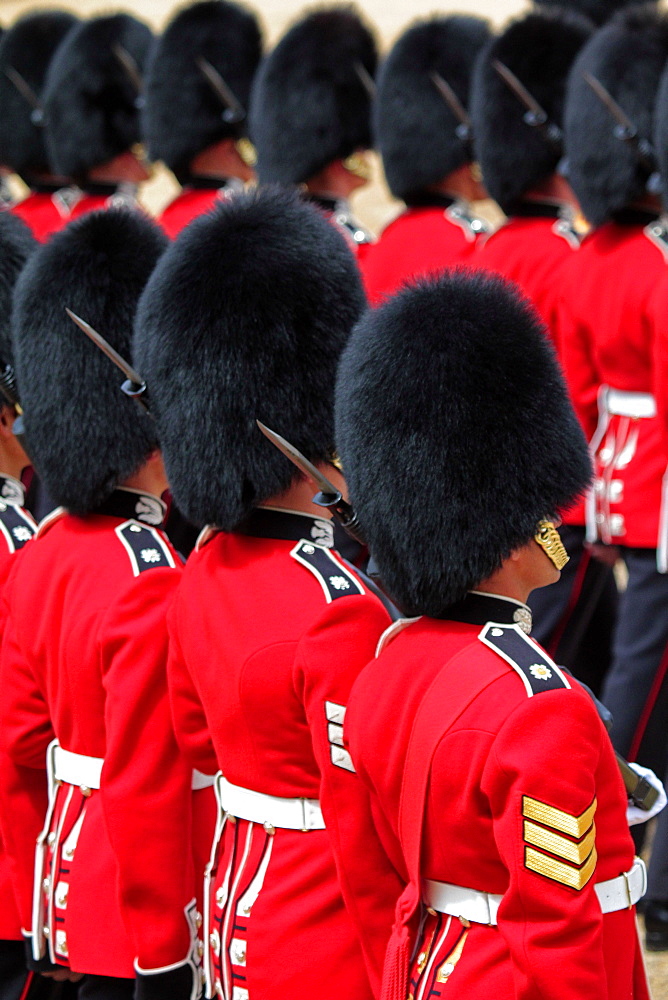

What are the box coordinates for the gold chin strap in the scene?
[329,451,344,473]
[342,151,373,182]
[235,138,257,168]
[534,520,569,571]
[470,161,483,183]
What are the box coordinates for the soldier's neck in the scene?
[121,451,168,501]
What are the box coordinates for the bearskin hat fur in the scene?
[470,8,593,214]
[335,271,592,617]
[42,14,153,180]
[654,59,668,206]
[134,187,365,531]
[249,7,377,185]
[565,6,668,227]
[0,213,35,380]
[535,0,657,28]
[0,12,78,180]
[375,16,491,201]
[144,1,262,181]
[12,209,167,514]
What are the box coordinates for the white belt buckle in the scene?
[483,892,494,926]
[622,868,633,909]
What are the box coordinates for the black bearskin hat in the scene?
[0,11,78,180]
[535,0,657,27]
[654,58,668,206]
[565,6,668,227]
[144,0,263,181]
[470,8,592,214]
[375,16,491,201]
[249,7,377,185]
[12,210,167,514]
[336,271,592,617]
[134,187,365,531]
[0,213,35,390]
[42,14,153,180]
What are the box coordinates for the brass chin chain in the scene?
[534,520,570,571]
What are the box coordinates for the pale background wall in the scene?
[0,0,543,229]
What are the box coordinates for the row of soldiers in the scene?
[0,0,668,997]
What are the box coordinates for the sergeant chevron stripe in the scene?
[522,795,597,890]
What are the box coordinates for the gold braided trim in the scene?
[523,820,596,865]
[522,795,597,838]
[525,845,597,890]
[435,929,469,984]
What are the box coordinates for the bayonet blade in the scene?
[112,43,144,95]
[65,309,147,402]
[430,71,471,130]
[583,72,637,137]
[256,420,340,496]
[4,66,43,115]
[354,61,376,99]
[197,56,246,122]
[493,59,547,121]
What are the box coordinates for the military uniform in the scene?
[168,510,396,998]
[10,186,79,242]
[0,477,37,999]
[0,492,202,990]
[346,595,648,1000]
[158,180,244,240]
[362,197,486,305]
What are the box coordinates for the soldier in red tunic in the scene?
[336,270,650,1000]
[145,0,262,241]
[470,7,618,697]
[0,12,80,242]
[560,5,668,951]
[361,16,490,306]
[41,15,154,222]
[133,188,402,1000]
[249,8,377,261]
[0,210,202,1000]
[0,214,46,1000]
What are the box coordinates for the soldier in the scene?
[0,213,43,1000]
[41,15,153,220]
[249,7,377,259]
[0,12,80,241]
[0,210,201,999]
[336,270,649,1000]
[560,8,668,791]
[470,7,618,696]
[133,187,402,1000]
[361,16,491,306]
[144,0,262,240]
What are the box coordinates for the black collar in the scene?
[305,193,339,214]
[511,200,564,220]
[611,206,659,227]
[187,175,243,191]
[402,191,456,209]
[81,181,120,197]
[237,506,335,548]
[92,488,167,528]
[440,591,532,634]
[0,475,26,506]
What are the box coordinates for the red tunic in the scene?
[0,490,199,981]
[0,476,37,941]
[167,507,399,999]
[361,200,487,306]
[345,594,648,1000]
[10,189,82,242]
[306,194,374,264]
[558,217,668,552]
[158,180,244,239]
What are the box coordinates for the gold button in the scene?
[42,877,50,892]
[263,821,275,835]
[43,926,50,937]
[79,785,91,797]
[195,911,202,929]
[427,907,437,916]
[47,832,56,847]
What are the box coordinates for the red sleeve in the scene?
[0,571,53,930]
[99,567,197,973]
[167,598,218,776]
[650,275,668,454]
[294,594,404,996]
[480,687,608,999]
[558,288,601,441]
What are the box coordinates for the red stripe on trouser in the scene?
[546,546,591,656]
[18,972,33,1000]
[629,640,668,762]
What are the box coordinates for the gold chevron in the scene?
[523,820,596,865]
[525,845,597,890]
[522,795,597,839]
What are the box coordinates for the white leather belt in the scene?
[54,746,103,790]
[423,857,646,924]
[214,773,326,831]
[54,746,216,793]
[605,388,657,419]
